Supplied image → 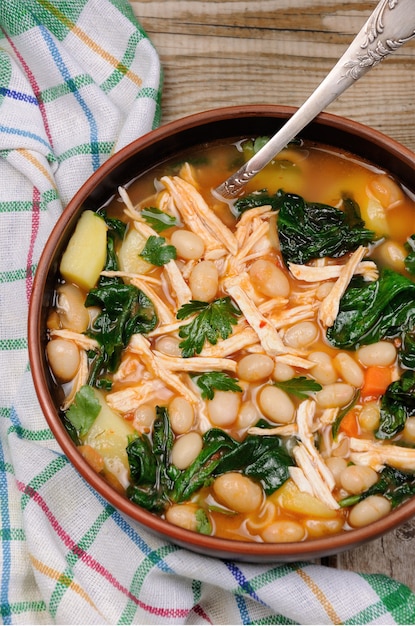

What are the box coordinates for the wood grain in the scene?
[130,0,415,590]
[132,1,415,149]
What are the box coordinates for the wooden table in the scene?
[130,0,415,590]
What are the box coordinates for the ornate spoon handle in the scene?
[215,0,415,199]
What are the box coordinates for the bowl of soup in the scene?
[28,105,415,561]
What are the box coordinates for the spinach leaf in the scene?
[276,190,375,265]
[195,508,212,535]
[85,284,157,379]
[65,385,101,437]
[96,208,127,240]
[272,376,322,399]
[340,465,415,509]
[234,189,282,214]
[126,407,176,513]
[213,434,293,495]
[327,269,415,350]
[377,370,415,439]
[140,235,177,266]
[191,371,243,400]
[126,410,293,514]
[98,231,123,288]
[171,429,237,502]
[141,207,177,232]
[177,298,241,357]
[404,234,415,274]
[400,331,415,369]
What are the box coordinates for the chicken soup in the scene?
[46,137,415,543]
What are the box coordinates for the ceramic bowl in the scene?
[28,105,415,561]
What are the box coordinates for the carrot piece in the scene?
[78,444,105,473]
[339,409,360,438]
[361,366,392,398]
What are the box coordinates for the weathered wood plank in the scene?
[132,1,415,148]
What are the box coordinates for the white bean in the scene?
[165,503,199,531]
[46,339,80,382]
[261,520,305,543]
[171,432,203,469]
[340,465,378,495]
[309,351,337,385]
[258,385,295,424]
[403,416,415,443]
[208,390,241,427]
[155,335,182,357]
[169,396,194,434]
[284,321,318,349]
[237,401,260,429]
[374,240,406,273]
[213,472,263,513]
[272,361,295,382]
[315,383,355,408]
[170,229,205,260]
[248,260,290,298]
[348,495,391,528]
[316,282,333,300]
[306,517,344,538]
[189,260,218,301]
[325,457,348,488]
[357,341,397,367]
[358,403,380,431]
[56,283,89,333]
[133,404,156,431]
[368,174,404,210]
[237,354,274,382]
[333,352,364,387]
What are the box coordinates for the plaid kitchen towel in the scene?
[1,1,415,624]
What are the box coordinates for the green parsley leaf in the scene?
[177,297,241,357]
[140,235,177,266]
[141,207,177,233]
[65,386,101,437]
[192,371,243,400]
[272,376,322,399]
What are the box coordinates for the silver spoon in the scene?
[215,0,415,200]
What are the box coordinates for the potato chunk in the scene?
[118,227,152,274]
[273,479,337,519]
[60,210,108,290]
[82,390,135,485]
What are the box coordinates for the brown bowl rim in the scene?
[28,104,415,561]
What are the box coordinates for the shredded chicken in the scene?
[349,438,415,472]
[50,329,99,352]
[152,352,238,373]
[289,260,378,283]
[296,399,336,494]
[107,379,169,414]
[248,424,297,437]
[266,303,319,329]
[163,260,192,307]
[289,466,314,495]
[100,270,160,285]
[127,334,199,405]
[318,246,368,328]
[224,274,287,355]
[130,277,176,325]
[292,444,340,509]
[161,176,230,257]
[199,326,259,358]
